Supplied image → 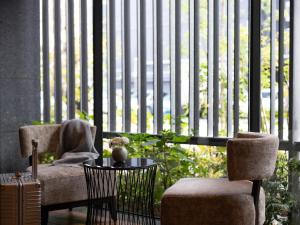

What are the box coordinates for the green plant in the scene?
[39,152,57,164]
[77,110,94,122]
[105,131,227,207]
[31,120,55,125]
[122,131,191,202]
[263,152,299,225]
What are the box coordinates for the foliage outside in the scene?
[263,154,299,225]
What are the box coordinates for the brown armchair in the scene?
[19,124,97,225]
[161,132,279,225]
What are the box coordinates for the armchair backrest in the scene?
[227,132,279,181]
[19,124,97,158]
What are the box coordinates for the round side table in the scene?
[83,158,157,225]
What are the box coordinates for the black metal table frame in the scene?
[84,159,157,225]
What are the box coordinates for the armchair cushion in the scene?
[161,178,265,225]
[19,125,61,158]
[19,124,96,158]
[27,165,87,205]
[227,132,279,181]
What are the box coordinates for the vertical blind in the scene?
[40,0,292,141]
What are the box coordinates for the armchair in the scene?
[19,124,97,225]
[161,132,279,225]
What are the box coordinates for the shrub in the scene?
[104,130,227,207]
[263,152,299,225]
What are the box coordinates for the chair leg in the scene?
[251,180,262,225]
[108,196,117,221]
[41,207,49,225]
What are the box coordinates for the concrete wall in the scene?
[0,0,40,172]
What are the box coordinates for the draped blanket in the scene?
[52,119,99,166]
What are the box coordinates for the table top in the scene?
[83,158,156,169]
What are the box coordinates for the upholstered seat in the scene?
[162,178,265,225]
[27,164,87,205]
[19,124,98,225]
[161,132,279,225]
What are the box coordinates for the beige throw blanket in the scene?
[52,119,99,166]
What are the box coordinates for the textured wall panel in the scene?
[0,0,40,172]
